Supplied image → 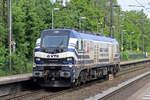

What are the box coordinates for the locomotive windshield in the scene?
[42,35,68,48]
[40,30,70,49]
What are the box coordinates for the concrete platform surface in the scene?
[0,73,32,85]
[120,58,150,65]
[126,79,150,100]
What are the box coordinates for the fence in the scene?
[0,57,33,76]
[120,51,146,61]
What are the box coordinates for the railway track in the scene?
[6,89,45,100]
[97,71,150,100]
[118,63,149,76]
[4,62,150,100]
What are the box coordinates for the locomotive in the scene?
[33,29,120,87]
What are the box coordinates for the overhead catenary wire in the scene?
[138,0,146,5]
[135,0,144,7]
[118,0,144,11]
[143,0,147,4]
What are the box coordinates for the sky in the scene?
[50,0,70,6]
[117,0,150,18]
[50,0,150,17]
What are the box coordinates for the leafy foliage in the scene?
[0,0,150,76]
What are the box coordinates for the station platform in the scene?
[126,79,150,100]
[0,73,32,85]
[120,58,150,66]
[0,58,150,86]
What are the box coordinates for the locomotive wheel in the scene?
[77,76,81,86]
[72,79,79,88]
[74,75,81,86]
[103,75,109,80]
[81,71,85,84]
[87,72,92,82]
[85,71,88,82]
[113,68,117,76]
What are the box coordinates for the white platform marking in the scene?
[143,92,150,100]
[144,95,150,97]
[147,92,150,95]
[142,97,150,100]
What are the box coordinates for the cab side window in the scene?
[75,41,79,50]
[81,40,83,50]
[76,40,83,51]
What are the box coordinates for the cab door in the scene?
[94,43,99,64]
[109,44,114,62]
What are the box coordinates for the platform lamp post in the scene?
[79,17,86,32]
[97,22,103,33]
[128,5,148,53]
[109,0,120,38]
[121,30,126,52]
[137,35,140,52]
[130,32,134,51]
[8,0,12,72]
[52,8,60,29]
[49,0,60,29]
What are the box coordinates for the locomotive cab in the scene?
[33,29,76,87]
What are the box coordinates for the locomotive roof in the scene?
[42,29,118,44]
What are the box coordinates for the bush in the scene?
[120,51,146,61]
[9,53,32,75]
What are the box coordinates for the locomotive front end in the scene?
[33,30,76,87]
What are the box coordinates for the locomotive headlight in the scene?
[60,71,71,78]
[33,63,36,68]
[63,57,74,64]
[69,65,72,68]
[36,58,41,61]
[67,58,72,61]
[67,57,74,64]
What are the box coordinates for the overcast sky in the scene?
[117,0,150,17]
